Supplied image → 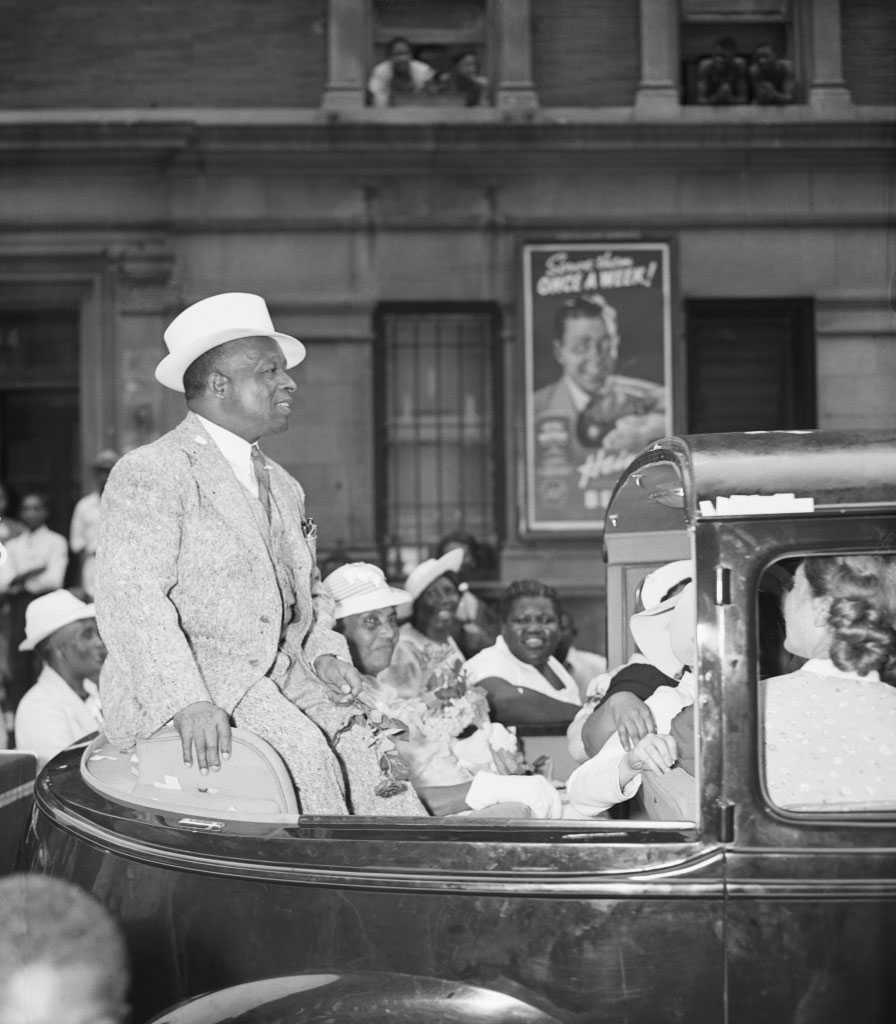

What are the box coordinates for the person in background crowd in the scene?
[0,873,129,1024]
[96,292,420,816]
[69,448,119,599]
[553,609,607,700]
[390,548,467,687]
[326,562,562,818]
[696,36,748,105]
[14,590,105,769]
[762,554,896,809]
[2,491,69,711]
[435,531,499,658]
[436,50,489,106]
[0,481,24,544]
[749,44,795,105]
[0,481,24,726]
[533,295,666,496]
[367,36,436,107]
[465,579,582,727]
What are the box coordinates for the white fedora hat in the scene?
[155,292,307,392]
[402,548,465,604]
[19,590,96,651]
[324,562,411,620]
[629,561,694,677]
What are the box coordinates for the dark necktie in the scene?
[250,443,271,520]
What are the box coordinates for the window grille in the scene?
[374,305,502,579]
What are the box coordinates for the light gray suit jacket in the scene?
[95,413,347,747]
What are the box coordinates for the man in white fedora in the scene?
[566,559,693,763]
[95,292,422,814]
[14,590,106,768]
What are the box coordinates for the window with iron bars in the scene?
[374,304,503,580]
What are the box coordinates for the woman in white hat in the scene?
[324,563,562,819]
[14,590,106,768]
[389,549,468,696]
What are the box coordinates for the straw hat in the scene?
[19,591,96,651]
[629,561,694,677]
[155,293,306,392]
[402,548,465,603]
[323,563,411,620]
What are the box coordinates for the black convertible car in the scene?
[4,430,895,1023]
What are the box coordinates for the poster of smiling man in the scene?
[523,242,673,533]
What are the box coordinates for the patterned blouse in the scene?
[762,658,896,811]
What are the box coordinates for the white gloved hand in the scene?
[465,771,563,819]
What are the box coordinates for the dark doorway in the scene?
[0,309,80,536]
[686,299,816,433]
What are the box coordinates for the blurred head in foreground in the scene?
[0,873,129,1024]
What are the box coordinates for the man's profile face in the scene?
[53,618,107,681]
[214,337,297,441]
[552,313,616,396]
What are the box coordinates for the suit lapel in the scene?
[174,414,272,569]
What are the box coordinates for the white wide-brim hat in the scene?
[402,548,465,604]
[629,561,694,678]
[396,547,465,621]
[19,590,96,651]
[324,562,411,620]
[155,292,306,392]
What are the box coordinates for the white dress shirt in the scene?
[194,414,260,499]
[69,491,102,555]
[2,525,68,594]
[15,664,103,768]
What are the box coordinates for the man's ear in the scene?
[208,369,229,399]
[552,338,564,363]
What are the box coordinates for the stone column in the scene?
[634,0,680,114]
[322,0,366,110]
[807,0,852,111]
[495,0,538,111]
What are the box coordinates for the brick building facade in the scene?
[1,0,893,648]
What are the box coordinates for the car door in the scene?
[705,517,896,1023]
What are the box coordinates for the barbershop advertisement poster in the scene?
[523,242,672,533]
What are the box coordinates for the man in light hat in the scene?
[567,559,693,763]
[14,590,105,768]
[69,448,120,598]
[95,292,414,815]
[565,575,696,820]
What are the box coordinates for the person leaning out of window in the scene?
[367,36,436,107]
[748,44,795,105]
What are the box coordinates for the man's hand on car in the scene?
[173,700,232,774]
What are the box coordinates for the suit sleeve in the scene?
[95,454,211,725]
